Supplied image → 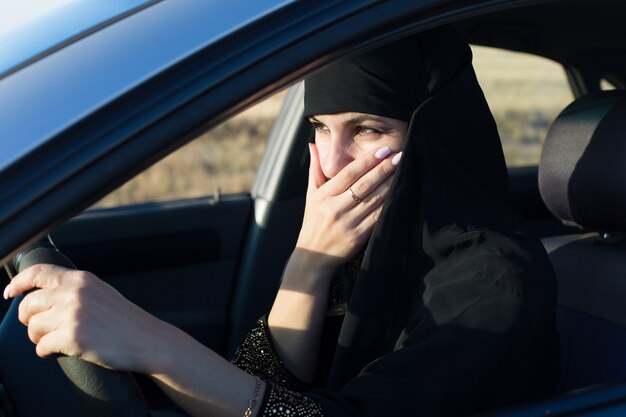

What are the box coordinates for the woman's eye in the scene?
[355,126,382,136]
[311,122,329,133]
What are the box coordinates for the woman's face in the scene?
[308,112,408,179]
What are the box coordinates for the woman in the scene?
[4,27,559,417]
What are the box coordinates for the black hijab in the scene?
[303,27,559,416]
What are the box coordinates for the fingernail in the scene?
[3,285,9,300]
[391,152,403,166]
[375,147,391,159]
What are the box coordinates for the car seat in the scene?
[538,89,626,394]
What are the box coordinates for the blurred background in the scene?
[93,45,577,208]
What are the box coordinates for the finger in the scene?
[37,326,107,368]
[5,264,68,299]
[345,152,400,207]
[323,146,392,195]
[354,205,384,237]
[35,329,72,359]
[353,175,393,215]
[18,290,54,325]
[346,176,392,231]
[308,144,326,190]
[27,309,58,344]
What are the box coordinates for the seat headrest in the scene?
[539,90,626,232]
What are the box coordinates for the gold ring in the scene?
[348,186,362,203]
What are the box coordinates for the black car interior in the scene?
[2,0,626,416]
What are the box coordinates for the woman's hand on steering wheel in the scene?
[3,264,168,374]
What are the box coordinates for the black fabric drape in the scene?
[306,26,559,416]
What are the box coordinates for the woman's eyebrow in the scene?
[308,115,387,125]
[346,115,386,125]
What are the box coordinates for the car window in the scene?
[91,91,286,208]
[471,45,574,168]
[601,78,617,90]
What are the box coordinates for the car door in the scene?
[23,87,305,413]
[51,192,252,352]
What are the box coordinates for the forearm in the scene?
[145,320,267,417]
[267,248,334,383]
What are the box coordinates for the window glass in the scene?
[92,91,286,208]
[471,45,574,167]
[601,78,616,90]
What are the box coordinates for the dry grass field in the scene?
[93,92,286,208]
[93,46,575,208]
[472,45,574,166]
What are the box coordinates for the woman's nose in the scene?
[321,135,354,178]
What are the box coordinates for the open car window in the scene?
[93,43,579,212]
[471,45,574,168]
[90,90,286,208]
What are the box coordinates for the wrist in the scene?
[130,314,185,375]
[284,249,337,290]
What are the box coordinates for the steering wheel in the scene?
[0,237,147,417]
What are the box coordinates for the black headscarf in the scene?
[304,35,427,121]
[303,27,560,416]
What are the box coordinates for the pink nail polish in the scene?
[375,147,391,159]
[392,152,403,166]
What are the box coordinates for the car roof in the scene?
[0,0,155,79]
[0,0,295,171]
